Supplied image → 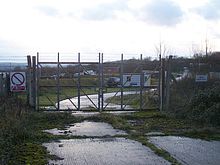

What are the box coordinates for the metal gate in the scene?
[29,53,159,111]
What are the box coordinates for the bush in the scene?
[188,84,220,126]
[170,79,220,126]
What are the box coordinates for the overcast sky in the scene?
[0,0,220,61]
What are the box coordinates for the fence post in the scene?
[120,54,124,110]
[27,55,33,106]
[160,58,165,111]
[77,53,81,111]
[140,54,143,110]
[101,53,104,111]
[98,53,101,111]
[158,54,161,110]
[32,56,36,110]
[36,53,40,111]
[57,52,60,110]
[0,73,3,96]
[165,55,172,111]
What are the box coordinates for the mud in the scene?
[149,136,220,165]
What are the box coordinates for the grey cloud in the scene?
[140,0,184,26]
[194,0,220,20]
[82,0,128,21]
[35,6,59,17]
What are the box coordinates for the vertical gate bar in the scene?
[101,53,104,111]
[98,53,101,111]
[32,56,36,110]
[57,52,60,110]
[140,54,143,110]
[120,53,124,110]
[77,53,81,110]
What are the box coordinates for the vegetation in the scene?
[170,79,220,127]
[1,94,220,164]
[0,96,82,164]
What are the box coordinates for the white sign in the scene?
[10,72,26,92]
[195,74,208,82]
[123,74,151,87]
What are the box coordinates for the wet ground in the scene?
[44,138,170,165]
[43,121,170,165]
[44,121,220,165]
[71,110,136,117]
[59,91,138,110]
[149,136,220,165]
[44,121,127,137]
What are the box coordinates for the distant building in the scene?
[103,67,119,75]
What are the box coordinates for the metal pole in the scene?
[158,54,161,109]
[101,53,104,111]
[98,53,101,111]
[37,53,40,110]
[27,55,33,106]
[77,53,81,111]
[57,52,60,111]
[140,54,143,110]
[0,73,3,96]
[32,56,36,110]
[165,55,172,111]
[120,53,124,110]
[160,58,165,111]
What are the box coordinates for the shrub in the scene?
[187,84,220,125]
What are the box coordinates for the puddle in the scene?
[44,121,127,137]
[44,138,170,165]
[149,136,220,165]
[71,110,136,117]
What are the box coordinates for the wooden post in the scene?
[165,55,172,111]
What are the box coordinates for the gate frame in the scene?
[29,53,160,111]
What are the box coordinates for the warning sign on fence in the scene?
[10,72,26,92]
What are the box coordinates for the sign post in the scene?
[10,72,26,92]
